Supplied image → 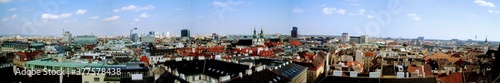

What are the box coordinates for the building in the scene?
[418,37,424,41]
[414,39,422,46]
[141,36,155,43]
[1,41,45,52]
[148,31,158,36]
[212,33,219,40]
[350,36,361,44]
[181,29,190,37]
[130,28,139,42]
[62,30,72,44]
[295,52,327,83]
[147,49,175,65]
[23,57,149,83]
[160,59,250,83]
[291,26,298,38]
[361,35,369,43]
[341,33,349,43]
[74,35,98,45]
[252,28,265,46]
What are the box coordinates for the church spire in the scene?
[485,36,488,45]
[253,26,257,39]
[486,36,488,43]
[260,26,264,38]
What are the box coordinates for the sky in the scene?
[1,0,500,41]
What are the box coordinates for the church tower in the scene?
[252,26,265,46]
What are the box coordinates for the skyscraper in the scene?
[149,31,156,36]
[291,26,298,38]
[181,29,190,37]
[130,28,138,42]
[418,37,424,41]
[361,35,369,44]
[341,33,349,43]
[62,29,72,44]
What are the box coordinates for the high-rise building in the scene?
[291,26,298,38]
[181,29,190,37]
[341,33,349,43]
[414,39,422,46]
[62,29,72,44]
[148,31,157,36]
[130,28,139,42]
[350,36,361,44]
[166,31,170,37]
[360,35,369,43]
[418,37,424,41]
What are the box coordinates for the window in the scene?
[94,78,100,82]
[84,81,89,83]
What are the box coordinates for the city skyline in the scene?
[1,0,500,41]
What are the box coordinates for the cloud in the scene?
[406,13,421,21]
[7,8,16,11]
[489,10,494,12]
[139,13,150,18]
[349,9,366,15]
[75,9,87,15]
[474,0,495,7]
[41,13,72,20]
[1,14,17,22]
[366,15,374,18]
[91,16,100,19]
[11,14,16,19]
[134,18,140,22]
[0,0,12,3]
[212,1,245,7]
[322,7,346,15]
[292,7,304,13]
[113,5,155,12]
[102,15,119,21]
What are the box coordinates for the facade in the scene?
[148,31,160,37]
[1,41,44,52]
[252,28,265,46]
[62,31,72,44]
[291,26,298,38]
[181,29,190,37]
[350,36,361,44]
[23,57,149,83]
[361,35,369,44]
[295,52,326,83]
[74,35,98,45]
[130,28,139,42]
[341,33,349,43]
[418,37,425,41]
[148,49,175,65]
[140,36,155,43]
